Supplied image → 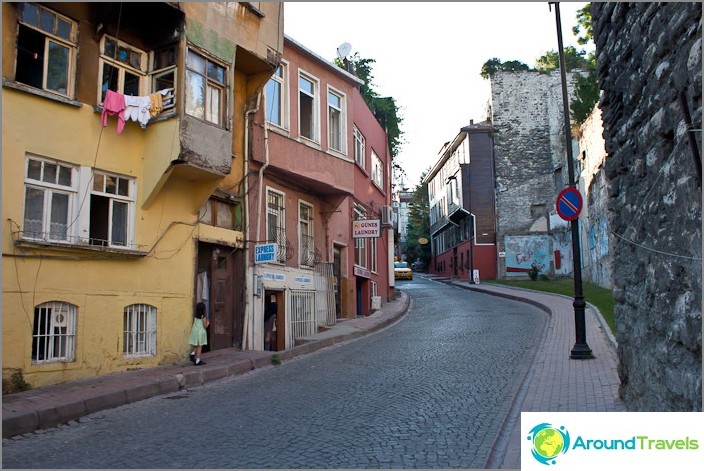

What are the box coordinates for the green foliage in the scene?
[572,3,593,45]
[403,171,432,268]
[334,53,405,173]
[528,263,539,281]
[480,57,530,79]
[570,62,600,129]
[488,278,616,335]
[534,46,592,72]
[271,354,282,365]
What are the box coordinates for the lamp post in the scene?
[551,2,594,360]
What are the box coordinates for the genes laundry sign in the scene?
[352,219,380,238]
[521,412,703,470]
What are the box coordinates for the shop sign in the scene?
[352,219,380,238]
[354,266,371,278]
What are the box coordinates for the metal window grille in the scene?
[31,301,76,364]
[123,304,156,356]
[288,290,316,343]
[267,191,288,262]
[315,262,336,326]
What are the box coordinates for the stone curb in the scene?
[2,291,410,439]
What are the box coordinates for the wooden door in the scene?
[210,247,234,350]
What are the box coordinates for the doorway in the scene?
[264,290,283,351]
[197,243,243,351]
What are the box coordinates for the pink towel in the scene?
[101,90,126,134]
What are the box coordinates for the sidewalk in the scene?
[434,276,626,469]
[2,291,410,439]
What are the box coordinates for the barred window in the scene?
[32,301,76,364]
[299,201,315,267]
[267,189,287,263]
[123,304,156,356]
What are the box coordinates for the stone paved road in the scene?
[2,277,547,469]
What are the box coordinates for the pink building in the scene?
[245,36,392,351]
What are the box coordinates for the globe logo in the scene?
[527,423,571,465]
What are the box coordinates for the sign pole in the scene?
[552,2,593,360]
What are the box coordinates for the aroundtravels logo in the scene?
[526,423,571,465]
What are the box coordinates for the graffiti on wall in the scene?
[505,235,551,277]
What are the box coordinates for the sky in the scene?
[283,1,593,188]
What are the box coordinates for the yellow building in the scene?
[1,2,283,391]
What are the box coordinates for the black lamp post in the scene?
[551,2,594,360]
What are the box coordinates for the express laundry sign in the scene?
[352,219,381,238]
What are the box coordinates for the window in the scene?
[99,36,147,103]
[198,198,243,231]
[298,72,319,141]
[15,3,77,98]
[354,207,367,268]
[372,151,383,189]
[370,236,378,273]
[186,49,226,125]
[32,301,76,364]
[299,202,315,267]
[265,63,287,128]
[23,156,77,242]
[266,189,287,263]
[353,127,366,169]
[90,171,135,247]
[328,88,345,152]
[150,43,177,113]
[123,304,156,357]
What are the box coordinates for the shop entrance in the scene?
[264,290,284,351]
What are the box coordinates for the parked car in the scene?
[411,259,425,272]
[394,261,413,280]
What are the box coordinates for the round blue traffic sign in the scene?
[556,187,583,221]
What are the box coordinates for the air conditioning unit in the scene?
[381,205,393,226]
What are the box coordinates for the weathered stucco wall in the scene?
[578,106,614,289]
[593,2,702,411]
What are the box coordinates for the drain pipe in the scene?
[242,91,263,350]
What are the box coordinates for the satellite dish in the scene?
[336,42,352,59]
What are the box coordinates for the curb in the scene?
[2,291,410,439]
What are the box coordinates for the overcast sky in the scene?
[283,1,592,188]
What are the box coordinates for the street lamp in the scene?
[550,2,594,360]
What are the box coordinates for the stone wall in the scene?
[593,2,702,411]
[490,70,580,277]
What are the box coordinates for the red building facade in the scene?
[245,36,392,351]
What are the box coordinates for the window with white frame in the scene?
[32,301,76,364]
[299,201,315,267]
[90,171,135,247]
[265,62,287,128]
[354,207,367,268]
[353,126,366,169]
[15,3,77,98]
[123,304,157,357]
[370,236,378,273]
[371,281,378,297]
[267,189,287,263]
[298,72,319,141]
[186,48,227,126]
[23,156,77,242]
[150,43,177,113]
[328,88,345,152]
[99,36,147,103]
[372,151,383,189]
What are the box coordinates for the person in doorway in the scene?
[264,301,278,351]
[188,302,210,365]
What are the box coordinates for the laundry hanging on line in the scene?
[101,88,174,134]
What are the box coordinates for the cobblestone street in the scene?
[2,277,546,469]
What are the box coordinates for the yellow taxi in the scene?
[394,261,413,280]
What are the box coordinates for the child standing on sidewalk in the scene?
[188,302,209,365]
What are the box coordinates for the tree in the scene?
[335,53,405,175]
[572,3,593,45]
[404,172,431,269]
[480,58,530,79]
[534,46,592,72]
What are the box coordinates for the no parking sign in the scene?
[556,187,583,221]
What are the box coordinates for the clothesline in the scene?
[101,88,174,134]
